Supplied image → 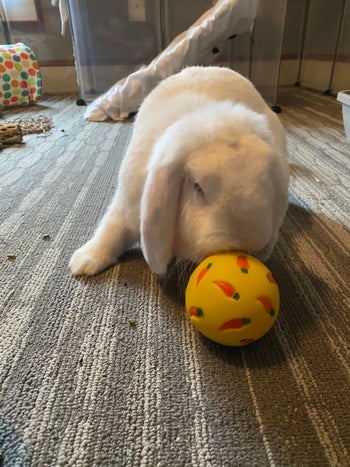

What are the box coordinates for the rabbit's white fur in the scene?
[70,66,289,276]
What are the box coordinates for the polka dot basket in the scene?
[0,42,42,110]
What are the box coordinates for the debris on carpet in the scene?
[0,115,53,150]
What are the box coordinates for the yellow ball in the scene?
[185,252,280,346]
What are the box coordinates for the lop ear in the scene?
[140,161,183,275]
[140,119,197,274]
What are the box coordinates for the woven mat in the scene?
[13,115,53,135]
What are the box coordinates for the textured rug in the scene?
[0,87,349,466]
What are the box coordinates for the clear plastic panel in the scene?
[67,0,162,102]
[230,33,251,78]
[67,0,285,106]
[162,0,286,106]
[331,0,350,93]
[163,0,245,69]
[299,0,344,92]
[1,0,73,63]
[249,0,287,106]
[162,0,214,45]
[0,2,12,43]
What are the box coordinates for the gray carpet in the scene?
[0,87,349,466]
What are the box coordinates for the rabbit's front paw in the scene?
[69,241,114,276]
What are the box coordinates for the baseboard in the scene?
[279,58,350,93]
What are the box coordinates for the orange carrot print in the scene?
[257,297,275,317]
[237,255,250,274]
[196,262,212,287]
[267,273,276,285]
[219,318,251,331]
[189,307,203,318]
[240,338,255,344]
[214,281,240,300]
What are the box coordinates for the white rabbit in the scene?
[69,66,289,276]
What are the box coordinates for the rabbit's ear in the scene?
[141,163,183,275]
[140,123,195,275]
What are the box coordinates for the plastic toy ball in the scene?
[185,252,280,346]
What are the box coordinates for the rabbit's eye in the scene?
[193,182,205,199]
[194,182,203,193]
